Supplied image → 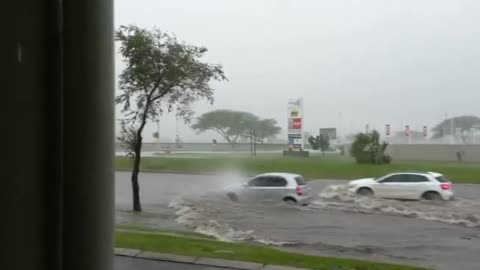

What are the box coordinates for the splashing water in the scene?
[168,196,298,246]
[311,184,480,227]
[169,197,255,242]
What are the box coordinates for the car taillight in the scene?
[441,183,452,190]
[296,186,303,196]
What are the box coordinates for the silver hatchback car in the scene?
[224,172,313,205]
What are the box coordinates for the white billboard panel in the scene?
[287,99,304,150]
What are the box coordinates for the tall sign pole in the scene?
[287,98,304,151]
[300,99,304,149]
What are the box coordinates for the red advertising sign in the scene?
[292,118,302,129]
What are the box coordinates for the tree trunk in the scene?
[249,136,253,156]
[130,107,149,212]
[129,97,155,212]
[131,137,142,212]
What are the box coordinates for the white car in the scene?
[225,172,313,205]
[348,172,454,201]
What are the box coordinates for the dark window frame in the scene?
[406,174,430,183]
[248,177,263,187]
[435,176,450,183]
[266,176,288,187]
[378,174,405,183]
[295,176,306,186]
[248,176,287,187]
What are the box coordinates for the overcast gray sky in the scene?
[115,0,480,143]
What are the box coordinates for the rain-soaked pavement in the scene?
[115,172,480,270]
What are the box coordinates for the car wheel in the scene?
[283,197,297,204]
[227,192,239,202]
[357,187,374,197]
[422,191,442,201]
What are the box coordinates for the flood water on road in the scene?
[116,172,480,270]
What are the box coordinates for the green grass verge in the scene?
[116,155,480,183]
[116,231,430,270]
[116,224,214,239]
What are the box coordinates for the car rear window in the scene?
[295,176,306,185]
[435,176,450,183]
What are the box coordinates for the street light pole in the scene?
[450,116,455,144]
[248,130,257,156]
[249,130,253,156]
[155,118,160,152]
[253,130,257,156]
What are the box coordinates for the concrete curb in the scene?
[114,248,310,270]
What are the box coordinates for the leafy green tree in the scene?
[191,110,281,148]
[116,25,226,211]
[350,133,370,163]
[117,121,137,160]
[432,115,480,139]
[192,110,255,149]
[246,118,281,143]
[350,130,391,164]
[308,134,330,155]
[318,134,330,155]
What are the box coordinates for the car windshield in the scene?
[294,176,306,186]
[435,176,450,183]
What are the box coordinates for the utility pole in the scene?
[450,116,455,144]
[443,113,448,143]
[249,130,253,156]
[253,130,257,156]
[337,112,343,141]
[249,130,257,156]
[175,107,180,147]
[154,118,160,152]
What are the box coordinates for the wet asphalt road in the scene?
[115,172,480,270]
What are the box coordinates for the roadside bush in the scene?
[308,135,330,155]
[308,136,320,150]
[350,130,391,164]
